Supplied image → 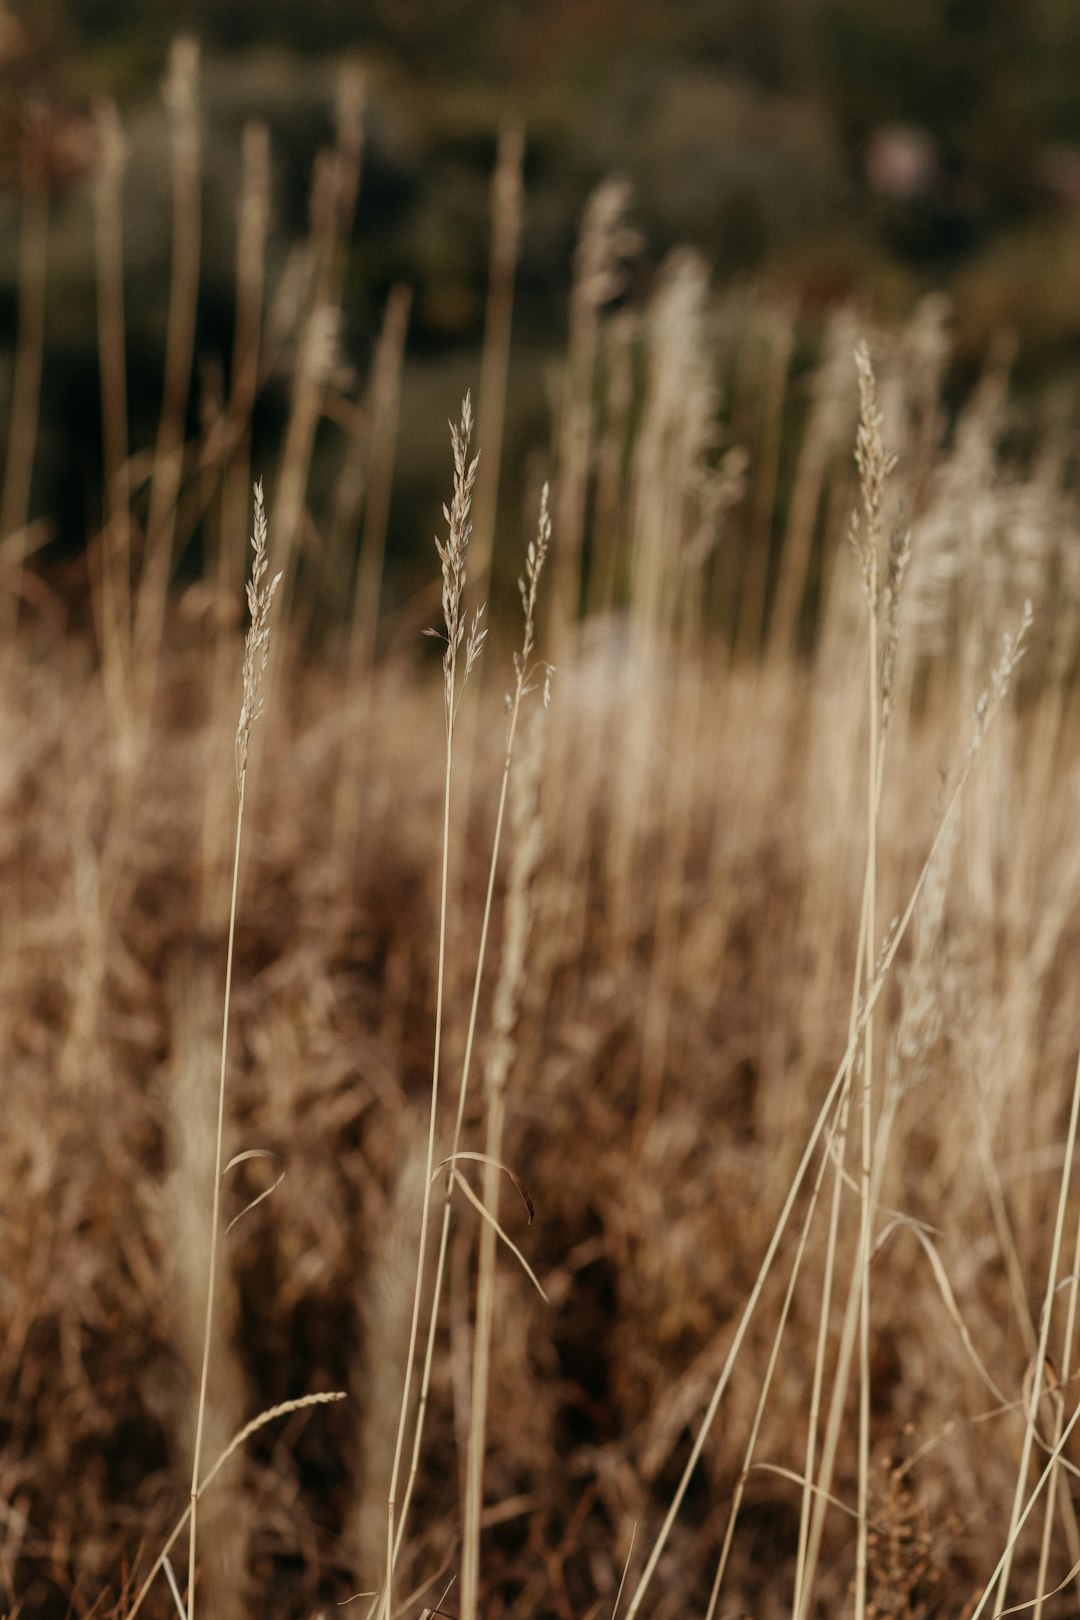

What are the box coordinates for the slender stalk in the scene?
[392,490,549,1578]
[1033,1156,1080,1617]
[0,108,48,658]
[462,501,550,1620]
[188,781,244,1618]
[92,97,133,739]
[470,122,524,601]
[972,1395,1080,1620]
[550,177,634,661]
[994,1043,1080,1612]
[737,304,794,656]
[135,39,201,707]
[793,884,869,1616]
[798,344,896,1620]
[188,486,280,1620]
[383,738,455,1614]
[855,528,879,1620]
[383,401,481,1620]
[705,1081,846,1618]
[269,70,363,640]
[333,284,412,889]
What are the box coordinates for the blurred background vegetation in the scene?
[3,0,1080,580]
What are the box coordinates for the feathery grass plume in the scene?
[851,340,898,617]
[605,248,728,965]
[903,343,1012,669]
[967,597,1033,761]
[551,175,639,655]
[886,294,950,520]
[429,392,485,729]
[236,482,282,784]
[189,480,280,1620]
[769,303,860,659]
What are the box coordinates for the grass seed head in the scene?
[236,480,282,787]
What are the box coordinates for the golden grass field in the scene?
[6,42,1080,1620]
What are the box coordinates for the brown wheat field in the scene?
[5,43,1080,1620]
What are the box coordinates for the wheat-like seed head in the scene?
[235,481,282,787]
[573,177,641,315]
[967,598,1033,760]
[852,341,898,612]
[429,393,484,728]
[516,481,551,674]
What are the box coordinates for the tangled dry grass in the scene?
[6,43,1080,1620]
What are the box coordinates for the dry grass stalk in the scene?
[383,397,483,1620]
[0,102,50,663]
[461,492,551,1620]
[550,176,638,660]
[268,71,364,631]
[799,603,1033,1620]
[372,494,549,1604]
[158,949,249,1620]
[606,248,722,963]
[853,339,891,1620]
[737,299,796,655]
[333,284,413,889]
[588,308,637,620]
[91,97,134,744]
[768,303,860,659]
[470,122,525,600]
[392,489,551,1596]
[188,482,281,1620]
[993,1059,1080,1611]
[354,1131,429,1579]
[220,119,272,595]
[133,38,202,718]
[796,345,908,1620]
[635,446,746,1136]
